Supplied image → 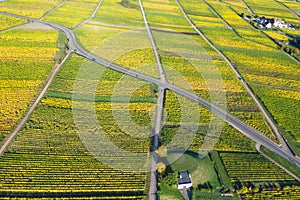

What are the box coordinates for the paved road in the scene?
[139,1,167,198]
[174,0,294,154]
[1,12,300,168]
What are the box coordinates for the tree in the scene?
[237,186,249,194]
[156,162,166,179]
[156,146,167,158]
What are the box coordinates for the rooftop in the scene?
[178,171,192,185]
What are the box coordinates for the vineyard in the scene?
[45,0,99,29]
[0,0,300,199]
[162,90,256,152]
[91,0,144,27]
[219,152,294,183]
[0,26,59,142]
[0,54,154,198]
[0,0,62,19]
[179,0,300,154]
[244,0,298,23]
[0,15,27,31]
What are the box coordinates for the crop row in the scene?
[0,0,62,19]
[219,152,294,183]
[0,27,59,142]
[144,0,275,146]
[0,15,27,31]
[250,85,300,142]
[162,90,256,152]
[241,185,300,200]
[91,0,144,27]
[244,0,298,23]
[0,54,153,198]
[45,0,99,29]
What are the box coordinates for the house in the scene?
[274,18,287,28]
[266,22,272,29]
[177,171,192,190]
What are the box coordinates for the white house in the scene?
[266,23,272,29]
[274,18,287,28]
[177,171,193,190]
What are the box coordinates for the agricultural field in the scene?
[178,0,300,153]
[92,0,144,27]
[75,24,159,78]
[219,152,300,199]
[0,24,59,142]
[162,90,256,153]
[142,0,277,143]
[0,0,62,19]
[44,0,99,29]
[0,54,154,198]
[142,0,192,31]
[244,0,299,24]
[219,152,294,183]
[1,0,300,199]
[0,15,27,31]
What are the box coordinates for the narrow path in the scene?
[1,11,300,168]
[139,0,166,83]
[73,0,104,30]
[0,51,71,155]
[241,0,255,16]
[139,0,167,199]
[40,0,67,21]
[0,22,30,34]
[175,0,293,154]
[256,143,300,181]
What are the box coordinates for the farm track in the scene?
[139,0,167,198]
[73,0,104,30]
[175,0,294,155]
[241,0,255,16]
[40,0,67,21]
[1,9,300,178]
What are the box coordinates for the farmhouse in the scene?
[246,15,295,30]
[177,171,193,190]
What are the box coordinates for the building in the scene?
[177,171,193,190]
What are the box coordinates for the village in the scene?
[243,14,296,30]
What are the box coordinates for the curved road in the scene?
[1,12,300,168]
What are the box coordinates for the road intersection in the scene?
[1,11,300,169]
